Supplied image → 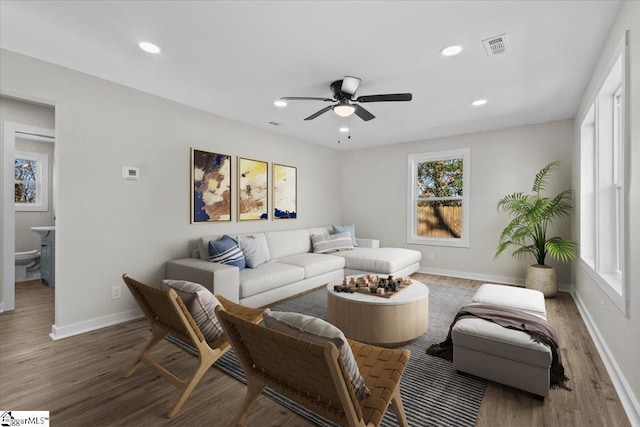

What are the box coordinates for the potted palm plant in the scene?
[495,161,578,297]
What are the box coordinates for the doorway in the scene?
[2,121,55,318]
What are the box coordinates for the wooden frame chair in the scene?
[122,274,265,417]
[216,305,411,427]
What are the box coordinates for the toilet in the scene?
[15,250,41,282]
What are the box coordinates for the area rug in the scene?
[171,283,486,426]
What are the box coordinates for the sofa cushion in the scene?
[452,317,551,368]
[161,279,224,341]
[277,253,345,279]
[332,224,358,246]
[334,247,422,274]
[311,232,354,254]
[265,229,312,259]
[239,262,305,298]
[208,235,245,269]
[238,235,270,269]
[263,311,371,400]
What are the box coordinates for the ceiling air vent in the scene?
[482,33,509,56]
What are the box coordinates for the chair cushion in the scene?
[161,279,224,341]
[277,253,345,279]
[238,235,270,269]
[263,311,371,399]
[311,232,354,254]
[239,262,305,298]
[208,235,245,269]
[334,247,422,274]
[332,224,358,246]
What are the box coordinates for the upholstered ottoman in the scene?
[452,284,552,398]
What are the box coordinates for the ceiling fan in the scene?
[278,76,412,122]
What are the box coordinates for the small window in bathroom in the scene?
[15,151,48,211]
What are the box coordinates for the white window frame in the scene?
[579,32,630,315]
[407,148,470,247]
[14,150,48,212]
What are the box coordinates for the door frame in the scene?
[1,121,55,312]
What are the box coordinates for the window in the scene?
[407,148,469,247]
[579,32,629,315]
[14,151,48,211]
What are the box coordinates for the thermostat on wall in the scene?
[123,167,139,180]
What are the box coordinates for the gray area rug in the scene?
[171,283,486,426]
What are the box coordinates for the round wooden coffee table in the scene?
[326,278,429,347]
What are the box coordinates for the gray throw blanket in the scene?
[426,304,570,390]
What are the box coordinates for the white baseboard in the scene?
[0,302,4,313]
[417,266,574,292]
[571,291,640,427]
[49,308,143,340]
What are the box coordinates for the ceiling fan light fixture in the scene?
[339,127,349,133]
[471,99,488,106]
[333,104,356,117]
[273,99,287,107]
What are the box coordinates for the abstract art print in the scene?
[273,163,297,219]
[238,157,268,221]
[191,148,232,223]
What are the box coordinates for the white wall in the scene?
[0,49,342,330]
[572,1,640,422]
[341,119,574,285]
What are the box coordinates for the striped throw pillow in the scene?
[263,311,371,400]
[311,232,354,254]
[208,235,245,269]
[161,279,224,341]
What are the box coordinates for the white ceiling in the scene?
[0,1,621,151]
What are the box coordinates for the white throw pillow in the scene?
[263,311,371,399]
[161,279,224,341]
[311,232,354,254]
[238,235,270,268]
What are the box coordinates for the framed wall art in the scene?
[238,157,268,221]
[273,163,297,219]
[191,148,232,223]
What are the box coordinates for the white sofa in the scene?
[166,226,422,308]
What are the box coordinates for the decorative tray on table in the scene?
[332,275,413,299]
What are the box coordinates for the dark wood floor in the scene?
[0,276,630,426]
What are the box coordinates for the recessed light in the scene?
[339,127,349,133]
[441,45,463,56]
[139,42,161,54]
[471,99,488,106]
[274,99,287,107]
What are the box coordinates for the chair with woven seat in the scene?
[121,274,265,417]
[216,305,411,427]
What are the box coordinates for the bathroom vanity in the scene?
[32,226,55,287]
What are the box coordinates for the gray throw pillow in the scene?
[238,235,270,268]
[161,279,224,341]
[263,311,370,400]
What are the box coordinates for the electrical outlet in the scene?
[427,252,434,261]
[112,285,122,299]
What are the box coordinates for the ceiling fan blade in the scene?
[355,93,413,103]
[340,76,361,97]
[280,97,335,102]
[304,105,334,120]
[354,104,375,121]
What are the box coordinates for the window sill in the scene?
[580,258,628,315]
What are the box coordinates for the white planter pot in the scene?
[524,264,557,298]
